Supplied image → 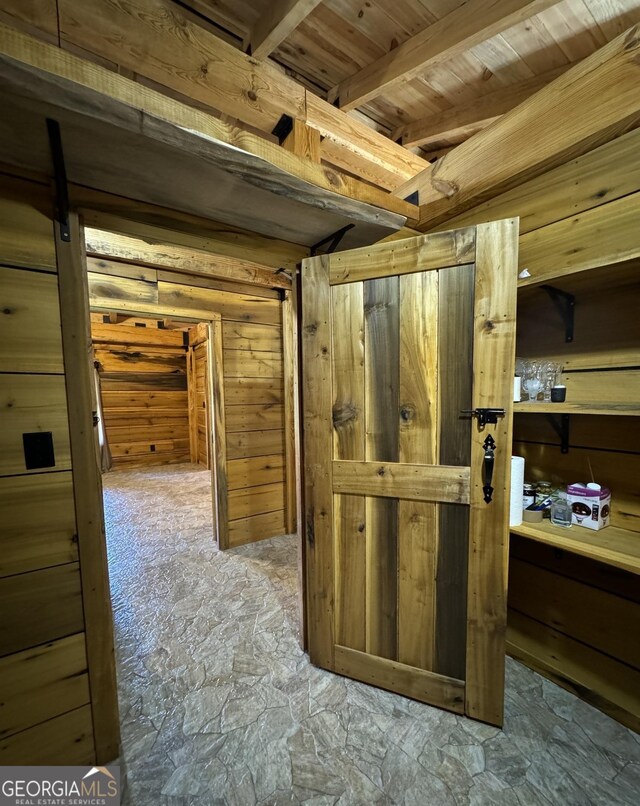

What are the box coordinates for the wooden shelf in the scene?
[510,520,640,575]
[514,402,640,416]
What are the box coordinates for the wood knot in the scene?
[306,510,315,546]
[357,523,365,534]
[333,402,358,428]
[321,346,328,355]
[484,319,495,331]
[2,307,12,315]
[400,405,415,422]
[200,63,209,77]
[247,90,258,102]
[377,466,386,477]
[304,323,317,335]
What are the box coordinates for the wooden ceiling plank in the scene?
[327,0,562,110]
[397,24,640,230]
[248,0,325,61]
[396,63,572,149]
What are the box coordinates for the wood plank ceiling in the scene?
[177,0,640,162]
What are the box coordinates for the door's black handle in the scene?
[482,434,496,504]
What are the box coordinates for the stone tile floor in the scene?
[103,464,640,806]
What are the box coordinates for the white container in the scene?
[513,376,522,402]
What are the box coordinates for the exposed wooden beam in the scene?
[305,95,429,192]
[283,118,321,162]
[0,23,417,228]
[395,64,571,150]
[74,191,308,272]
[83,229,292,290]
[247,0,324,61]
[53,0,426,191]
[327,0,560,111]
[398,25,640,231]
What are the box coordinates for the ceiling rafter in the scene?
[395,62,574,150]
[246,0,325,60]
[327,0,562,111]
[395,25,640,230]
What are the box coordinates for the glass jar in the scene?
[536,481,553,498]
[551,498,572,528]
[523,483,536,509]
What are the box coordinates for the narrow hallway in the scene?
[104,465,640,805]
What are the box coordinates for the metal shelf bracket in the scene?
[545,412,570,453]
[540,284,575,343]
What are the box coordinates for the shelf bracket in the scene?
[310,224,355,256]
[545,412,570,454]
[540,284,575,343]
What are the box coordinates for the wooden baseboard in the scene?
[506,637,640,734]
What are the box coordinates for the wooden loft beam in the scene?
[54,0,427,192]
[399,24,640,231]
[74,190,308,272]
[305,96,428,192]
[247,0,324,61]
[83,229,292,290]
[327,0,559,111]
[395,64,571,150]
[0,24,417,225]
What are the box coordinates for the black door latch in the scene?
[460,408,506,428]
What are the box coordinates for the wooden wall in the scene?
[87,247,290,547]
[0,172,111,763]
[428,128,640,730]
[187,325,211,469]
[91,318,190,468]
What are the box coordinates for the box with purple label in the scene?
[567,483,611,530]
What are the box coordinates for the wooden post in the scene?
[186,341,198,463]
[301,255,335,668]
[55,211,120,762]
[282,288,298,534]
[283,119,321,163]
[207,316,228,549]
[465,218,518,726]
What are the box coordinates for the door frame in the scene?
[55,211,120,762]
[300,220,518,726]
[59,204,303,748]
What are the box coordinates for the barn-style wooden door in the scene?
[301,219,517,726]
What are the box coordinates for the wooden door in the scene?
[301,220,518,726]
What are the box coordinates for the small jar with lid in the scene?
[523,482,537,509]
[536,481,553,498]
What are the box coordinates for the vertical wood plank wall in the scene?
[428,129,640,730]
[0,172,96,763]
[91,320,190,468]
[87,249,290,547]
[188,324,211,469]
